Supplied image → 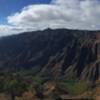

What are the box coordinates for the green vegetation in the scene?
[0,74,28,100]
[58,80,91,95]
[0,72,93,100]
[0,72,44,100]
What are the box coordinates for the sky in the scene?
[0,0,100,36]
[0,0,51,24]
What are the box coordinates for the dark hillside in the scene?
[0,29,99,82]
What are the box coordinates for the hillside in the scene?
[0,29,100,99]
[0,29,100,81]
[0,29,99,82]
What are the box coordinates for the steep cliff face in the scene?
[0,29,99,82]
[40,31,100,82]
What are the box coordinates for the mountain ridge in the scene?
[0,28,99,82]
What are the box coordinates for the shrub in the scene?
[58,80,91,95]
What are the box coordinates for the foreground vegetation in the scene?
[0,71,99,100]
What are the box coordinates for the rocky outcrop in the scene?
[41,31,100,82]
[0,29,99,82]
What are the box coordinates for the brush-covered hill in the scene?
[0,28,99,82]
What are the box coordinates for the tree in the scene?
[4,79,28,100]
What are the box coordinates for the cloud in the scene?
[0,0,100,36]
